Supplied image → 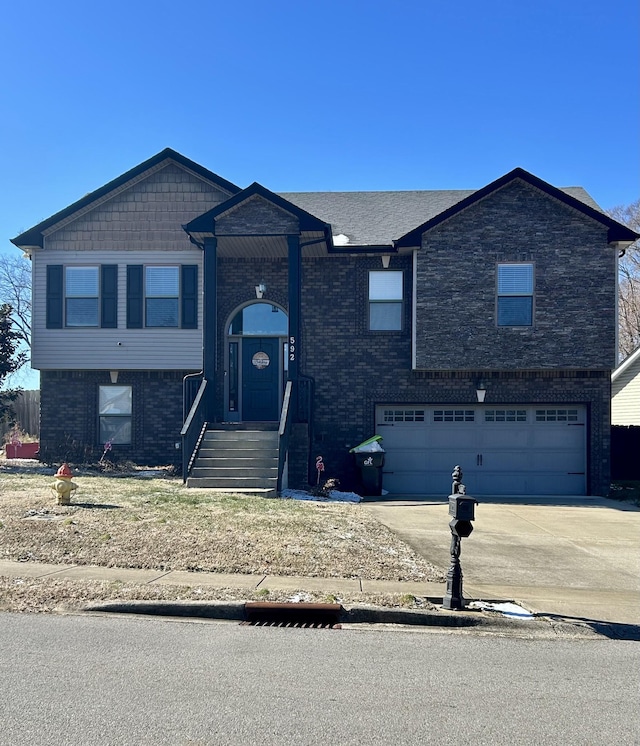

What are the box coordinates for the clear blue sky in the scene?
[1,0,638,247]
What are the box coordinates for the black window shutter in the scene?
[181,265,198,329]
[46,265,63,329]
[126,265,143,328]
[101,265,118,328]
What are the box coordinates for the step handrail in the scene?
[181,377,208,482]
[277,380,293,492]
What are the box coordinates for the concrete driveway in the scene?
[362,495,640,626]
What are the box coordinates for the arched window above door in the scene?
[228,302,288,336]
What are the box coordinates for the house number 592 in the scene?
[289,336,296,362]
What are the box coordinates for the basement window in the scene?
[98,386,132,444]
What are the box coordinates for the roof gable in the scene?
[394,168,639,248]
[11,148,241,249]
[184,182,331,236]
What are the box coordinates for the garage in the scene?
[375,405,587,496]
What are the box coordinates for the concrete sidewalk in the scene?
[0,559,445,601]
[362,495,640,626]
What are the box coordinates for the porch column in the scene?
[203,236,217,419]
[287,234,301,415]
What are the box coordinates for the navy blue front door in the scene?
[242,337,280,421]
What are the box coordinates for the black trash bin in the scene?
[353,451,385,496]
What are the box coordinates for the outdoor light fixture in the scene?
[255,280,267,299]
[110,370,119,384]
[476,380,486,403]
[381,254,391,268]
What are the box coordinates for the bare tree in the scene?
[609,199,640,360]
[0,254,31,358]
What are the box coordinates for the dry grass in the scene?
[0,463,444,612]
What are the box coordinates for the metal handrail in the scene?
[181,378,208,482]
[277,380,293,492]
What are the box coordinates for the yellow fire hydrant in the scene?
[50,463,78,505]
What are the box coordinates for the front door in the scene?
[242,337,280,421]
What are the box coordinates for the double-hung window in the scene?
[98,385,132,444]
[369,270,403,331]
[65,267,99,326]
[46,264,117,329]
[126,264,197,329]
[145,266,179,327]
[497,263,534,327]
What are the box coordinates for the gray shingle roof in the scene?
[279,187,601,247]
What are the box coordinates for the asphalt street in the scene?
[1,612,638,745]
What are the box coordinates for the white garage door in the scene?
[375,405,587,496]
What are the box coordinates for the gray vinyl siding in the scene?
[32,250,203,370]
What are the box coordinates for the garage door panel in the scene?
[481,429,531,449]
[376,404,587,496]
[477,473,527,495]
[527,473,586,495]
[530,450,585,471]
[530,427,585,449]
[377,425,428,449]
[481,451,532,471]
[384,450,426,471]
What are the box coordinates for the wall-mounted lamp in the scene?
[381,254,391,269]
[255,280,267,299]
[110,370,119,384]
[475,380,486,403]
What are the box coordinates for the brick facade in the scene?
[40,369,196,466]
[414,181,617,370]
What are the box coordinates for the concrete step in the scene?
[188,427,281,493]
[202,430,279,444]
[197,447,278,459]
[191,467,278,479]
[187,476,278,489]
[195,456,278,468]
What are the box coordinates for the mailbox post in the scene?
[443,465,477,610]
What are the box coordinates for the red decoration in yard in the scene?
[316,455,325,485]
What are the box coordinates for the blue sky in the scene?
[1,0,638,386]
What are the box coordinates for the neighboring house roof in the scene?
[612,346,640,384]
[10,148,241,250]
[11,150,639,251]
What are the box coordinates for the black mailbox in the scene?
[448,495,476,521]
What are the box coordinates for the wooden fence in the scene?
[4,389,40,438]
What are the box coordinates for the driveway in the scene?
[362,496,640,626]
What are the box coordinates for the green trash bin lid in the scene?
[349,435,383,453]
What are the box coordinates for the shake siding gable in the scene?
[43,163,232,252]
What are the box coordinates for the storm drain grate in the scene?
[243,602,342,629]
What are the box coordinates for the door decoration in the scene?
[251,352,270,369]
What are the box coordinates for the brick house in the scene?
[11,149,638,496]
